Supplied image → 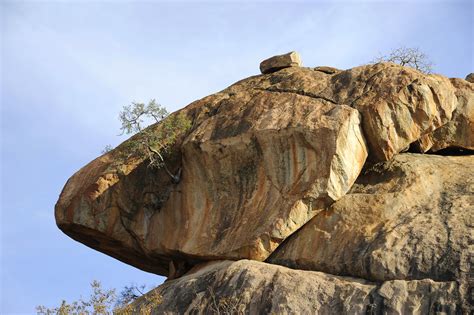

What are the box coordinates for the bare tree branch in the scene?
[371,46,434,74]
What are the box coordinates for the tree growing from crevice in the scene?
[105,100,192,183]
[372,46,434,74]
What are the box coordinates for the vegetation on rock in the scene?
[372,46,433,73]
[106,100,192,183]
[36,281,116,315]
[36,281,161,315]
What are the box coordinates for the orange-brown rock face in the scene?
[55,61,472,278]
[160,92,367,262]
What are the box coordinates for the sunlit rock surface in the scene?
[259,51,302,74]
[414,78,474,152]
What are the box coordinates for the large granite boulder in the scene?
[127,260,461,314]
[56,77,368,276]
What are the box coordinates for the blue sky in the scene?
[1,0,472,313]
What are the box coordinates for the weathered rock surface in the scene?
[348,64,457,160]
[130,260,461,314]
[268,154,473,289]
[259,51,302,74]
[223,62,464,160]
[248,63,459,161]
[175,93,367,261]
[56,77,368,276]
[414,78,474,152]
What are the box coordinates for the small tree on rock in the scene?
[372,46,434,74]
[106,100,192,183]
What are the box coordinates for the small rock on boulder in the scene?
[465,73,474,83]
[314,66,340,74]
[259,51,302,74]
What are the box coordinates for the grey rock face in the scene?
[129,260,462,315]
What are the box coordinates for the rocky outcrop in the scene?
[55,53,473,313]
[129,260,461,314]
[259,51,302,74]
